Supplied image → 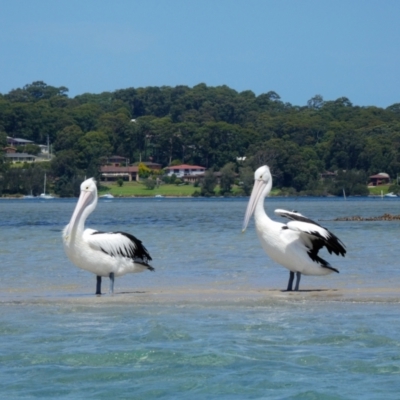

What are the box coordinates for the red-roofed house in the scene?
[106,155,129,166]
[133,161,162,170]
[165,164,206,178]
[368,173,390,186]
[100,165,139,182]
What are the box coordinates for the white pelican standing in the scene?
[63,178,154,295]
[242,165,346,291]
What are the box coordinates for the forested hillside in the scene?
[1,81,400,196]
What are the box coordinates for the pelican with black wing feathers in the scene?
[63,178,154,295]
[242,165,346,291]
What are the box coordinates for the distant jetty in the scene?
[332,213,400,221]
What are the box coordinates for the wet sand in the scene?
[2,285,400,305]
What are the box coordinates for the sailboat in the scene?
[40,174,54,199]
[99,193,114,199]
[23,190,35,199]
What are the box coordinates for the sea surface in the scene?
[1,196,400,399]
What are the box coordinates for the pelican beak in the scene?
[242,179,265,232]
[64,190,93,238]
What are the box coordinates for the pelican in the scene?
[242,165,346,291]
[63,178,154,295]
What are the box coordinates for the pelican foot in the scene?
[96,275,102,295]
[109,272,115,295]
[294,272,301,291]
[286,271,295,291]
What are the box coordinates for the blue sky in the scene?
[1,0,399,107]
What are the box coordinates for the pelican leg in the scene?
[294,272,301,291]
[96,275,102,295]
[287,271,295,291]
[109,272,115,295]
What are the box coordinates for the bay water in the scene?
[1,197,400,399]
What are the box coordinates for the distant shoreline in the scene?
[0,194,398,200]
[3,195,325,199]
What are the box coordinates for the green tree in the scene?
[219,162,236,195]
[328,170,369,196]
[53,125,84,152]
[17,144,41,155]
[77,130,112,172]
[54,175,83,197]
[144,178,156,189]
[138,162,152,178]
[169,173,177,184]
[239,166,254,195]
[5,81,68,102]
[200,168,217,197]
[51,150,79,179]
[307,94,324,109]
[71,103,103,132]
[0,131,7,147]
[3,81,400,196]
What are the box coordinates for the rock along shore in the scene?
[332,213,400,221]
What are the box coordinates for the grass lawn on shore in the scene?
[98,181,199,197]
[98,182,396,198]
[368,185,391,196]
[97,181,257,197]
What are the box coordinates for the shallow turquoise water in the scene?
[1,197,400,398]
[1,301,400,399]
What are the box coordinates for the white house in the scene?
[165,164,206,177]
[7,137,34,146]
[5,152,37,163]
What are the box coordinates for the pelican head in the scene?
[64,178,98,240]
[242,165,273,232]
